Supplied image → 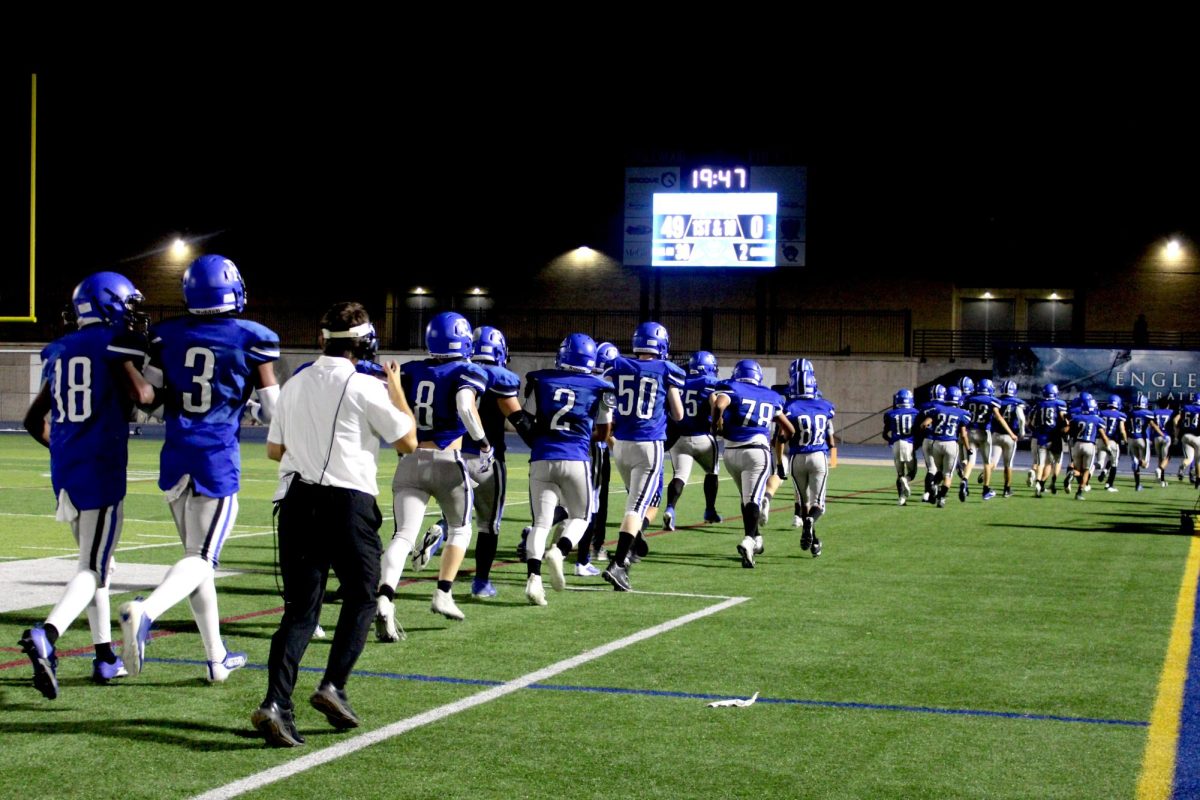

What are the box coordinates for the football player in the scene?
[776,358,814,527]
[576,341,620,570]
[602,322,685,591]
[1176,392,1200,487]
[712,360,793,567]
[1095,395,1127,491]
[1151,397,1176,487]
[883,389,919,505]
[521,334,614,604]
[955,376,975,486]
[421,326,522,600]
[920,385,972,507]
[960,378,1016,500]
[20,272,155,698]
[376,312,491,634]
[663,350,723,530]
[120,256,279,682]
[1067,394,1111,499]
[1030,384,1068,497]
[1127,393,1165,491]
[989,380,1026,497]
[779,369,836,552]
[917,384,947,502]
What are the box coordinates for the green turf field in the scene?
[1,435,1196,799]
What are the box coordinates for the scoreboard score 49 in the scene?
[623,165,806,269]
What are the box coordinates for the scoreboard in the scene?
[624,165,806,269]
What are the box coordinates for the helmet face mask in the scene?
[632,321,669,358]
[426,312,473,358]
[183,255,246,315]
[688,350,717,376]
[472,326,508,366]
[732,359,762,386]
[71,271,146,330]
[556,333,598,373]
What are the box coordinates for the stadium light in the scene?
[1164,239,1183,262]
[1049,292,1060,300]
[411,287,426,295]
[169,238,189,261]
[981,292,994,299]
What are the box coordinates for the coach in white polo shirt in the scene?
[252,301,417,748]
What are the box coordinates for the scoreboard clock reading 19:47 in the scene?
[652,193,778,267]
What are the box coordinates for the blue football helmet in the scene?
[1043,383,1059,400]
[958,376,975,396]
[426,311,473,358]
[70,271,145,328]
[929,384,947,403]
[594,342,619,375]
[732,359,763,385]
[1107,394,1122,410]
[183,255,246,315]
[1084,394,1098,413]
[1134,392,1149,410]
[946,386,963,406]
[1000,380,1018,398]
[978,378,995,396]
[788,358,816,387]
[794,369,819,399]
[632,321,669,358]
[894,388,914,409]
[688,350,718,376]
[472,326,508,366]
[556,333,598,373]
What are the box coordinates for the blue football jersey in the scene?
[1070,412,1104,444]
[925,403,971,442]
[964,393,1000,430]
[1098,408,1127,441]
[883,407,919,444]
[402,358,489,449]
[525,369,614,462]
[41,325,147,509]
[1128,408,1156,440]
[610,357,686,442]
[783,396,837,454]
[997,397,1025,433]
[1150,408,1174,440]
[1180,403,1200,435]
[463,363,520,457]
[674,374,721,437]
[151,316,280,497]
[716,382,784,444]
[1031,398,1067,444]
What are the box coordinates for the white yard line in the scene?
[192,593,747,800]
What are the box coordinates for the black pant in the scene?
[264,480,382,709]
[580,444,611,554]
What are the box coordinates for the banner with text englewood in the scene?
[993,344,1199,405]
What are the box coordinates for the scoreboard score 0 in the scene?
[652,192,777,267]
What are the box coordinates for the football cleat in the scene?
[1028,471,1036,488]
[754,534,765,555]
[310,682,360,729]
[703,508,723,524]
[412,523,445,571]
[19,626,59,700]
[1106,486,1119,492]
[662,506,676,531]
[118,599,152,678]
[92,656,127,685]
[737,537,756,568]
[981,488,996,501]
[574,562,602,577]
[958,481,969,502]
[525,575,547,606]
[800,518,814,551]
[811,536,822,558]
[207,649,248,683]
[375,596,405,642]
[898,496,907,506]
[252,703,305,748]
[311,625,326,639]
[430,589,465,621]
[544,547,566,591]
[1003,487,1013,498]
[759,497,770,527]
[470,579,498,599]
[936,495,947,508]
[603,563,632,592]
[517,527,530,562]
[1075,490,1085,500]
[591,546,608,562]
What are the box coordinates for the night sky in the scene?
[5,59,1198,320]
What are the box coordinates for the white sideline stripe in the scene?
[566,586,741,600]
[191,595,749,800]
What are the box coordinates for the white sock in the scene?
[86,586,112,645]
[46,569,99,637]
[380,539,413,589]
[142,556,212,621]
[187,573,225,662]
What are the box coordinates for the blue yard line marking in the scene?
[134,656,1146,729]
[1174,576,1200,799]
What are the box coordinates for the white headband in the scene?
[322,322,373,339]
